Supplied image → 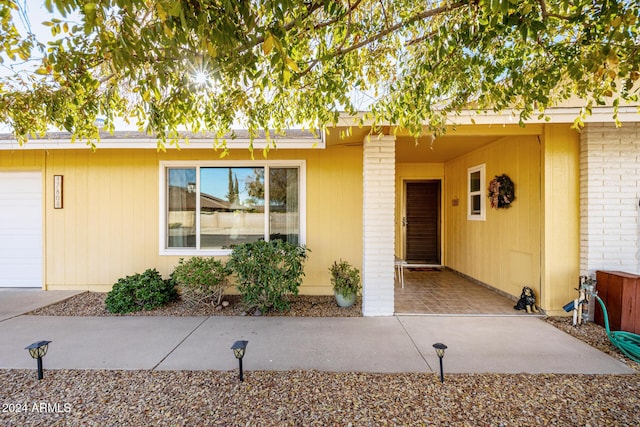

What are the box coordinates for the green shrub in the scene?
[228,240,309,313]
[105,268,178,313]
[329,259,361,298]
[171,257,229,307]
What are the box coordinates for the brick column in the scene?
[580,123,640,275]
[362,135,396,316]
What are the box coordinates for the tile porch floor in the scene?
[395,268,537,316]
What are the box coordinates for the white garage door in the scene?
[0,171,43,287]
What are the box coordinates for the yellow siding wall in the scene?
[395,163,445,260]
[0,150,45,169]
[444,135,542,301]
[38,146,361,293]
[542,125,580,315]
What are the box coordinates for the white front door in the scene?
[0,171,43,287]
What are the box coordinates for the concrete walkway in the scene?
[0,289,83,321]
[0,290,635,375]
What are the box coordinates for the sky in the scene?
[12,2,56,39]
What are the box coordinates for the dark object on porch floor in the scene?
[514,286,538,313]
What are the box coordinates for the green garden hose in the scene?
[595,296,640,363]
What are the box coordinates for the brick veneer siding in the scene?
[362,135,396,316]
[580,122,640,276]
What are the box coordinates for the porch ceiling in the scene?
[394,135,498,163]
[325,129,499,163]
[325,123,543,163]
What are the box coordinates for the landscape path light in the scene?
[432,342,447,383]
[231,340,248,382]
[25,340,51,380]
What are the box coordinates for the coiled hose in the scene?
[595,296,640,363]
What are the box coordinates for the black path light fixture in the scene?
[231,340,248,382]
[25,340,51,380]
[432,342,448,383]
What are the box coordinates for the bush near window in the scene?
[171,257,229,307]
[105,269,178,314]
[228,240,309,313]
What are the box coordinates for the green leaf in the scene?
[263,32,274,55]
[168,2,181,17]
[285,57,299,72]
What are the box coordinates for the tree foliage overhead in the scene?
[0,0,638,147]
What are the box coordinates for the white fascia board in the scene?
[336,106,640,127]
[0,137,325,151]
[450,106,640,125]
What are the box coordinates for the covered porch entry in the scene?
[392,125,544,315]
[328,118,579,316]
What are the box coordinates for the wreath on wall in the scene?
[488,174,515,209]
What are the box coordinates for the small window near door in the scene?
[467,164,486,221]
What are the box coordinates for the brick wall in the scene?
[362,135,396,316]
[580,123,640,276]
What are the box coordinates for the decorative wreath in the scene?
[488,174,515,209]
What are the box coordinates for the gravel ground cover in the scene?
[5,291,638,426]
[1,370,638,426]
[28,292,363,318]
[543,316,640,372]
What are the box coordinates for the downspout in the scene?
[537,134,544,310]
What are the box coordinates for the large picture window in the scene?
[161,161,304,255]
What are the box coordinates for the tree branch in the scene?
[334,1,467,57]
[236,0,327,55]
[298,1,467,78]
[314,0,363,32]
[405,29,438,47]
[537,0,581,21]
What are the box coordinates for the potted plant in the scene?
[329,259,361,308]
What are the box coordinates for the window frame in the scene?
[467,164,486,221]
[159,160,306,255]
